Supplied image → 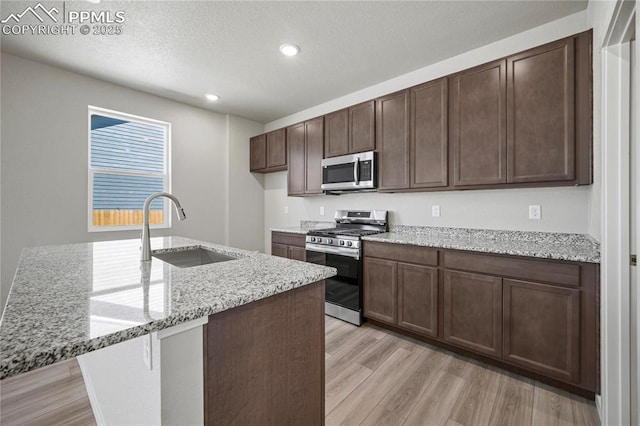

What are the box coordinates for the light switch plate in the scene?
[432,205,441,217]
[284,206,289,214]
[320,206,325,216]
[529,205,541,220]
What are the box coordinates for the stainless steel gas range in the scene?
[305,210,388,325]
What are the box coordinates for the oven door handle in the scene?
[305,243,360,260]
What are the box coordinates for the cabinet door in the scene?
[250,134,266,171]
[507,38,575,183]
[376,90,410,190]
[450,60,507,186]
[266,128,287,169]
[288,246,306,262]
[287,123,305,196]
[397,263,438,337]
[410,78,448,188]
[349,100,375,153]
[272,243,288,258]
[503,279,580,382]
[363,257,397,324]
[443,270,502,357]
[324,109,349,158]
[305,117,324,194]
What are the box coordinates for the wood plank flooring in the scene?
[0,358,96,426]
[0,316,600,426]
[325,316,600,426]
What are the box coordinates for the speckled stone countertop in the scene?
[270,221,336,235]
[362,225,600,263]
[0,237,336,379]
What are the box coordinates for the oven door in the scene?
[306,247,362,325]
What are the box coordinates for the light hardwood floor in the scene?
[0,358,96,426]
[325,316,600,426]
[0,316,600,426]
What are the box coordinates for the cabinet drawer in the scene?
[443,251,580,287]
[364,242,438,266]
[271,232,306,248]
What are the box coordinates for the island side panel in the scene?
[205,281,325,425]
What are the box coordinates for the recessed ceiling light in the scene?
[86,0,101,4]
[279,43,300,57]
[205,93,220,101]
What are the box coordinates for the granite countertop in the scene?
[0,236,336,379]
[270,221,336,235]
[363,226,600,264]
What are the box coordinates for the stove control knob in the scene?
[347,241,353,247]
[327,239,333,244]
[310,237,316,242]
[317,238,322,243]
[339,240,345,246]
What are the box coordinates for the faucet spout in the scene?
[141,192,187,262]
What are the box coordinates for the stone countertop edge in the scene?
[362,226,600,264]
[0,236,337,380]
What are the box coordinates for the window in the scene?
[88,106,171,232]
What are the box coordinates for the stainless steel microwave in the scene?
[321,151,376,192]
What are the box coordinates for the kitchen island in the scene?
[0,237,336,425]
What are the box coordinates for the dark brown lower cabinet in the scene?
[503,279,580,382]
[288,246,306,262]
[363,241,599,397]
[398,263,438,337]
[271,232,306,261]
[363,257,397,324]
[204,282,324,425]
[443,270,502,358]
[363,242,439,339]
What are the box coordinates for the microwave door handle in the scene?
[354,158,360,185]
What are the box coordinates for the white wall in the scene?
[227,115,265,252]
[0,53,264,312]
[263,11,596,253]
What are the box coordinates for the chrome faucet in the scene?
[141,192,186,261]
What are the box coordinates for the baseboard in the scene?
[76,355,106,426]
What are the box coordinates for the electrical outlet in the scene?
[320,206,325,216]
[284,206,289,214]
[432,205,441,217]
[529,205,541,220]
[142,334,152,370]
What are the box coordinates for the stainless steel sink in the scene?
[153,247,237,268]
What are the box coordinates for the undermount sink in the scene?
[153,247,237,268]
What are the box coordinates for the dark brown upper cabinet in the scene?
[410,78,448,188]
[376,90,410,191]
[324,101,375,158]
[324,108,349,158]
[287,123,305,196]
[305,117,324,195]
[507,37,575,183]
[250,129,287,173]
[249,134,266,172]
[266,129,287,170]
[349,100,376,154]
[255,30,592,191]
[287,117,324,197]
[450,59,507,186]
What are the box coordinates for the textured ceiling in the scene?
[0,1,588,123]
